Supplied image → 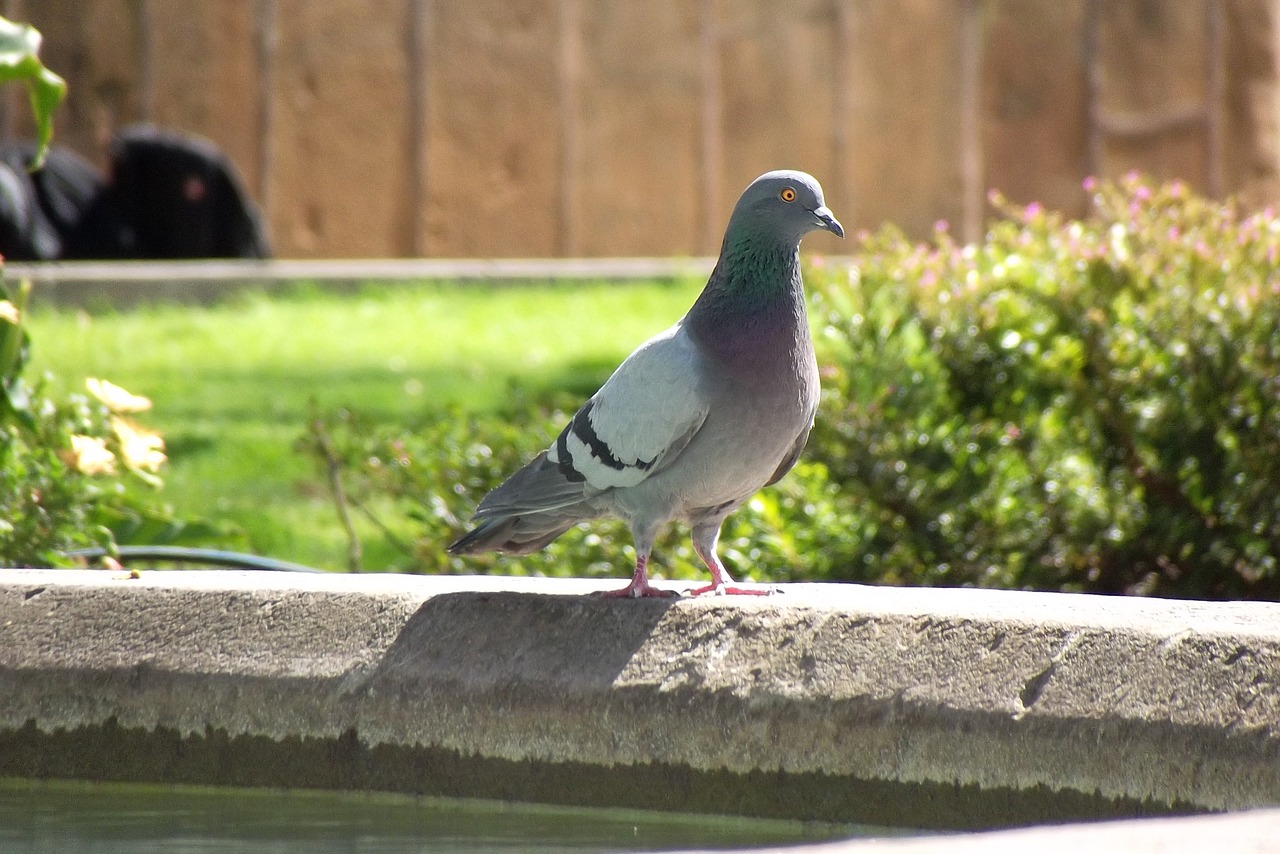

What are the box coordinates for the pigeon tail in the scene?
[472,449,595,519]
[450,449,600,555]
[447,512,582,556]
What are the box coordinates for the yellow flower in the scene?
[86,378,152,413]
[68,434,117,475]
[112,416,166,472]
[0,300,18,325]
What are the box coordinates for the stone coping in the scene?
[8,258,721,307]
[8,257,719,284]
[1,569,1277,834]
[758,807,1280,853]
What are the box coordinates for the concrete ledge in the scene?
[9,258,718,307]
[1,569,1278,832]
[776,808,1280,853]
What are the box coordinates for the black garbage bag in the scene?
[65,124,270,260]
[0,141,104,261]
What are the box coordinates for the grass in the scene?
[26,279,704,570]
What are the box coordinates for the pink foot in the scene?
[690,542,777,596]
[688,581,776,597]
[597,580,679,599]
[595,554,679,598]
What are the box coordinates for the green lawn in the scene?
[27,280,703,570]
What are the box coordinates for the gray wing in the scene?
[474,323,709,518]
[543,322,709,491]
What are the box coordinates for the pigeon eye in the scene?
[779,187,796,203]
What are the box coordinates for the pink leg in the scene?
[688,528,775,597]
[597,553,678,599]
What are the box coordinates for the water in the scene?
[0,780,900,853]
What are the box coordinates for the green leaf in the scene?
[0,17,67,167]
[0,279,32,426]
[92,501,233,548]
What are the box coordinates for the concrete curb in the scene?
[8,257,719,307]
[1,569,1277,834]
[8,257,719,284]
[746,808,1280,853]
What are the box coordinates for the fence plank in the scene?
[1205,0,1225,198]
[406,0,432,256]
[558,0,583,257]
[253,0,278,222]
[959,0,983,243]
[700,0,723,254]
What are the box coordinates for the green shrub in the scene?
[807,174,1280,597]
[0,281,200,566]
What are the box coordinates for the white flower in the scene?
[68,434,116,475]
[86,378,152,413]
[112,417,166,472]
[0,300,19,325]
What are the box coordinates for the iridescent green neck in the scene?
[683,228,808,371]
[688,228,802,325]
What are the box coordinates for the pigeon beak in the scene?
[812,206,845,239]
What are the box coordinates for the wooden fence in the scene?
[5,0,1274,258]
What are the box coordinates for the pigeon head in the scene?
[724,170,844,249]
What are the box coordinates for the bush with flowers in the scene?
[806,173,1280,598]
[0,280,194,565]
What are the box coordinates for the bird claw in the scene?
[688,582,778,597]
[595,581,679,599]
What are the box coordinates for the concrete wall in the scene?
[8,1,1280,258]
[2,569,1278,834]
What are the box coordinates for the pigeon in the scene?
[448,170,843,597]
